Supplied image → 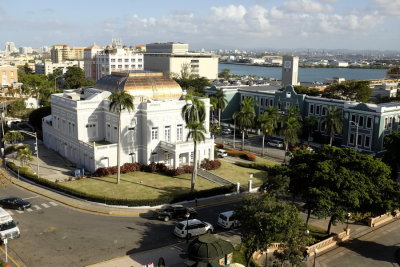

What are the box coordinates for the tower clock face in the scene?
[284,61,291,69]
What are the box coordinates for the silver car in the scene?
[173,219,213,239]
[267,139,284,148]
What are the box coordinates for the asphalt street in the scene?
[0,183,241,267]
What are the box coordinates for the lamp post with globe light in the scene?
[185,212,190,243]
[346,212,351,230]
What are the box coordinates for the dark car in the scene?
[154,205,197,222]
[0,197,31,210]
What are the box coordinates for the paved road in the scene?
[312,218,400,267]
[0,183,241,267]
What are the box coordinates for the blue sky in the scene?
[1,0,399,51]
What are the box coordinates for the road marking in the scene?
[41,203,50,208]
[26,208,33,212]
[33,205,41,210]
[49,201,58,206]
[16,210,24,214]
[22,196,40,200]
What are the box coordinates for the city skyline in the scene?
[1,0,399,51]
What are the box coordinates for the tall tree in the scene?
[235,195,308,266]
[233,97,256,150]
[257,106,279,156]
[109,91,135,184]
[301,115,318,143]
[280,106,301,163]
[209,96,218,122]
[17,147,33,167]
[321,106,343,146]
[2,131,24,145]
[181,95,206,192]
[215,88,227,126]
[322,81,371,102]
[64,66,94,89]
[383,130,400,179]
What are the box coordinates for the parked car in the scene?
[217,210,240,229]
[0,197,31,210]
[221,127,232,135]
[217,149,228,158]
[173,219,214,239]
[154,205,197,222]
[266,139,284,148]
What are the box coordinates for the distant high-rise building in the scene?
[19,47,33,55]
[51,45,85,63]
[281,56,299,86]
[144,42,218,79]
[83,41,144,81]
[4,42,17,54]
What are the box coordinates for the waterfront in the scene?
[219,63,388,82]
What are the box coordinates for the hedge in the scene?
[200,159,221,170]
[234,161,270,171]
[227,150,256,161]
[6,161,233,207]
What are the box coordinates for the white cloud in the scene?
[282,0,334,13]
[373,0,400,17]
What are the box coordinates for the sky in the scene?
[1,0,399,51]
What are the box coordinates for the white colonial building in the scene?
[42,71,214,173]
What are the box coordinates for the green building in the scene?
[206,85,400,156]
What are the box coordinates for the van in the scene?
[0,207,20,240]
[173,219,213,239]
[217,210,240,229]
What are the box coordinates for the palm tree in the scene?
[302,115,318,143]
[233,97,256,150]
[322,106,343,146]
[17,147,32,167]
[2,131,24,146]
[181,95,206,192]
[109,91,135,184]
[281,107,301,163]
[215,89,227,126]
[257,106,279,156]
[209,96,218,123]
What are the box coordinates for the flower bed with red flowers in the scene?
[227,150,256,162]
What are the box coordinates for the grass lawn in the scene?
[209,157,278,188]
[61,171,218,201]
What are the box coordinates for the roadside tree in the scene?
[2,131,24,145]
[109,91,135,184]
[233,97,256,150]
[17,147,33,167]
[181,95,206,192]
[257,106,279,156]
[280,106,301,163]
[321,106,343,146]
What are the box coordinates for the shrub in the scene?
[156,163,168,173]
[109,166,118,175]
[123,163,141,172]
[215,143,224,149]
[165,167,185,177]
[144,162,157,173]
[201,159,221,170]
[227,150,256,162]
[93,167,110,177]
[182,165,193,173]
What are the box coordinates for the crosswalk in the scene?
[7,201,59,215]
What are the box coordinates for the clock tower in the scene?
[281,56,299,87]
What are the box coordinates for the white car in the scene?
[173,219,214,239]
[217,149,228,158]
[217,210,240,229]
[267,139,284,148]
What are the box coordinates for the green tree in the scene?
[233,97,256,150]
[383,130,400,179]
[172,63,210,95]
[215,88,227,126]
[257,106,279,156]
[20,74,52,98]
[280,106,301,163]
[3,131,24,145]
[7,100,26,117]
[181,95,206,192]
[209,96,218,122]
[301,115,318,143]
[218,68,231,79]
[17,147,33,167]
[322,81,371,102]
[235,195,307,266]
[293,85,320,96]
[109,91,135,184]
[259,165,290,197]
[321,106,343,146]
[289,146,400,234]
[64,66,94,89]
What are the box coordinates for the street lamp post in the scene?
[350,121,359,151]
[264,248,269,267]
[233,119,236,149]
[185,212,190,243]
[346,212,351,230]
[313,248,318,267]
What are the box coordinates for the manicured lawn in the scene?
[209,158,277,188]
[61,171,218,201]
